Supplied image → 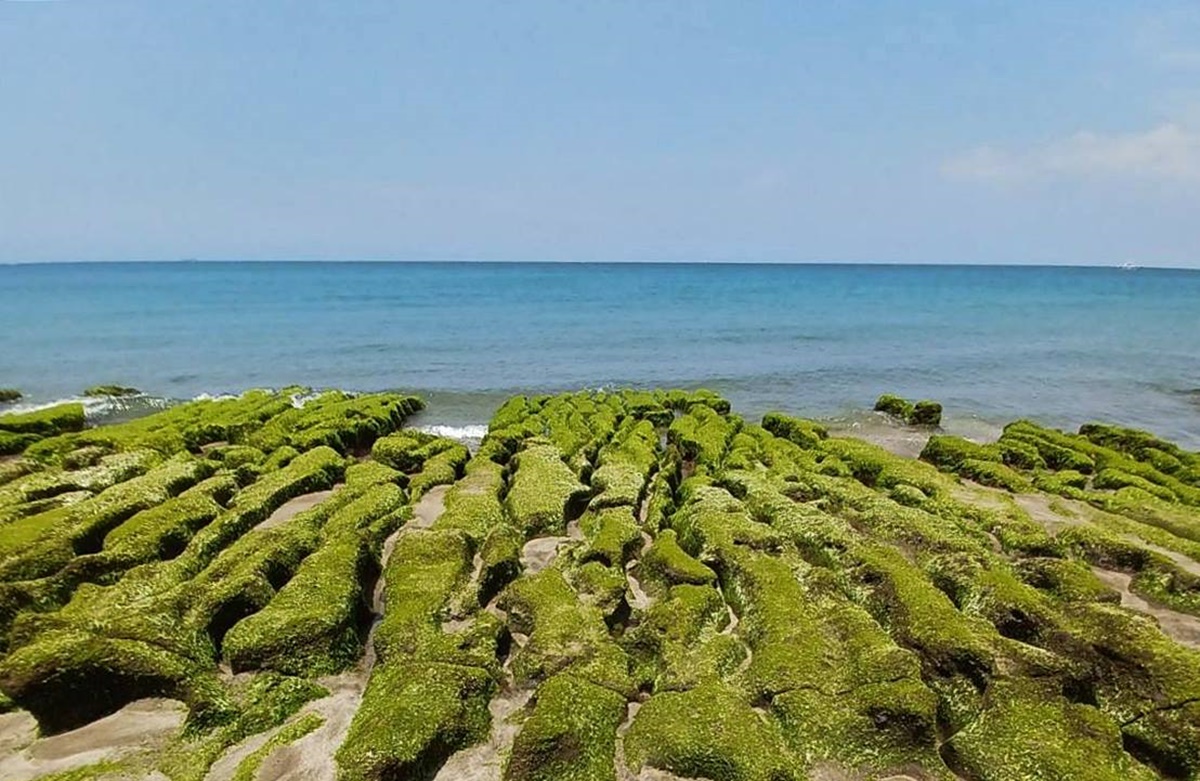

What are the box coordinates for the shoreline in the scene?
[4,384,1192,451]
[1,386,1012,450]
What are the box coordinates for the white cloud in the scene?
[942,124,1200,183]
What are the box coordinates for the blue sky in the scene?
[2,1,1198,266]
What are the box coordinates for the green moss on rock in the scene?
[500,568,632,693]
[506,442,588,536]
[921,435,999,471]
[505,673,627,781]
[407,442,469,499]
[958,459,1033,493]
[874,394,915,421]
[911,400,943,426]
[0,431,40,456]
[336,661,494,781]
[641,528,716,586]
[478,522,523,604]
[159,672,326,781]
[761,412,827,449]
[0,402,86,437]
[624,682,798,781]
[0,627,199,733]
[579,506,641,568]
[245,391,423,455]
[945,678,1156,781]
[231,711,324,781]
[1014,557,1120,603]
[83,385,141,398]
[223,483,405,676]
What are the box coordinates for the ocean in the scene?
[2,261,1199,448]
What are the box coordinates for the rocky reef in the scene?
[875,393,943,427]
[1,388,1199,781]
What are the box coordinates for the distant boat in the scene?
[1118,261,1139,271]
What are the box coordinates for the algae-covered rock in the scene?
[83,385,141,397]
[579,506,641,568]
[336,661,494,781]
[762,411,827,449]
[0,628,197,733]
[624,682,798,781]
[921,435,997,471]
[500,567,633,693]
[408,441,469,498]
[0,402,86,437]
[945,679,1156,781]
[0,430,39,456]
[875,393,915,421]
[223,483,405,676]
[158,672,327,781]
[505,673,627,781]
[4,386,1200,780]
[0,388,22,403]
[874,394,942,426]
[506,441,589,535]
[641,528,717,586]
[911,399,943,426]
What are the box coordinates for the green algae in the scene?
[506,441,588,535]
[372,527,473,659]
[874,394,942,426]
[2,386,1200,780]
[624,682,798,781]
[0,628,202,733]
[505,673,627,781]
[945,678,1157,781]
[625,582,739,690]
[0,448,161,509]
[641,527,717,586]
[761,411,828,449]
[0,402,86,437]
[579,505,641,567]
[0,455,214,583]
[0,431,39,456]
[244,391,423,454]
[1014,556,1120,603]
[669,404,739,466]
[478,522,523,603]
[408,441,469,498]
[500,567,633,692]
[336,661,494,781]
[83,385,141,397]
[159,672,327,781]
[28,762,126,781]
[231,711,324,781]
[223,483,405,676]
[588,417,658,508]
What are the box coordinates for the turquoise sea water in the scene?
[1,262,1198,447]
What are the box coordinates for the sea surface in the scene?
[2,262,1199,448]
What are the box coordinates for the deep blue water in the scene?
[1,262,1199,447]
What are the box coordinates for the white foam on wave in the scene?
[191,392,239,402]
[415,424,489,442]
[2,394,165,421]
[290,391,325,409]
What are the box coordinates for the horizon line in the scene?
[1,258,1195,271]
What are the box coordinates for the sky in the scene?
[1,1,1199,266]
